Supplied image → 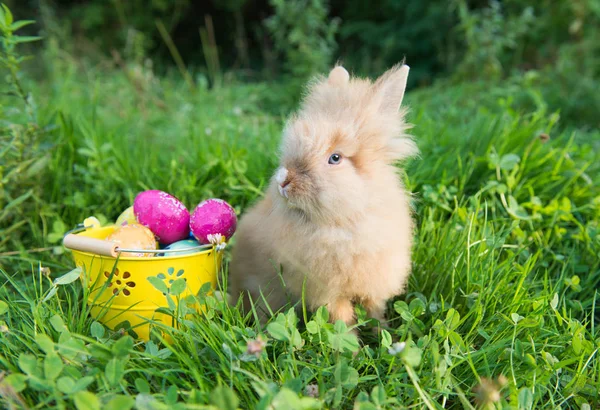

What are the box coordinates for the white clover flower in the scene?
[207,233,225,244]
[207,233,227,252]
[246,336,267,357]
[388,341,406,355]
[304,384,319,398]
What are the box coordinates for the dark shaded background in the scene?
[6,0,598,92]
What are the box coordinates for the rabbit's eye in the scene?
[328,153,342,165]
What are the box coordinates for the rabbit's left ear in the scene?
[328,66,350,86]
[373,64,409,113]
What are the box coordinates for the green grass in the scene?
[1,56,599,409]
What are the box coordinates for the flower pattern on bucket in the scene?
[103,269,136,296]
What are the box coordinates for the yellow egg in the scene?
[115,206,138,226]
[106,224,157,257]
[84,216,102,229]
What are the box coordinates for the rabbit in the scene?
[228,63,418,329]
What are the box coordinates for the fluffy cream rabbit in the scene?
[228,63,418,328]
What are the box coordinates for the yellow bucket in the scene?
[66,226,221,340]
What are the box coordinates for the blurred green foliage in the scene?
[332,0,458,86]
[0,4,48,250]
[454,0,600,128]
[264,0,339,80]
[455,0,535,80]
[5,1,599,95]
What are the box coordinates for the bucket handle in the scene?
[63,233,120,257]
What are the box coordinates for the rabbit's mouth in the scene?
[275,186,304,211]
[278,184,289,199]
[275,166,293,200]
[274,166,318,211]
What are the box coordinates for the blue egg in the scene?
[160,239,202,256]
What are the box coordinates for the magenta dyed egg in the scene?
[133,190,190,245]
[190,199,237,244]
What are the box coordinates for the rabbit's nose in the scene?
[275,167,289,187]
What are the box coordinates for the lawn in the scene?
[1,53,599,409]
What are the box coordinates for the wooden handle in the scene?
[63,234,119,257]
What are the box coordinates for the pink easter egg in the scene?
[133,190,190,245]
[190,198,237,244]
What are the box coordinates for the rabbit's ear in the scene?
[373,64,409,113]
[328,66,350,86]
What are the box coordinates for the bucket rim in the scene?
[68,225,218,261]
[71,246,216,261]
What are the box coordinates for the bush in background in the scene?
[454,0,534,81]
[454,0,600,128]
[264,0,338,80]
[332,0,457,87]
[4,1,598,115]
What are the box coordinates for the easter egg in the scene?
[160,239,202,256]
[190,198,237,244]
[83,216,102,229]
[133,190,190,245]
[115,206,137,226]
[106,224,157,257]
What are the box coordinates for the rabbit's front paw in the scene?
[328,298,356,326]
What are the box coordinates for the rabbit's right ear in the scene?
[328,66,349,86]
[373,64,410,114]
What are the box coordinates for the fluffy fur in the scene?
[228,63,418,327]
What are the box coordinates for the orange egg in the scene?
[106,224,157,257]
